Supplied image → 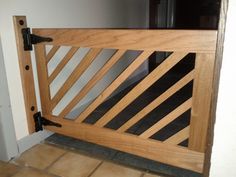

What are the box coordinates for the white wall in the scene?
[0,39,18,161]
[210,0,236,176]
[0,0,148,140]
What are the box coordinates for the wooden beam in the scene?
[189,53,216,152]
[13,16,38,133]
[32,29,217,53]
[45,115,204,173]
[34,45,51,115]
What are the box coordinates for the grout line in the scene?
[44,151,68,171]
[87,161,104,177]
[140,172,146,177]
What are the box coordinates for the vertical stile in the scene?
[189,53,216,152]
[34,45,52,115]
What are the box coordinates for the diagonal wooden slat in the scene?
[51,48,102,109]
[140,98,192,139]
[95,52,188,127]
[164,126,190,145]
[48,47,79,84]
[46,46,60,64]
[74,50,154,123]
[117,70,194,133]
[58,49,126,118]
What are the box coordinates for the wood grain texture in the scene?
[13,16,38,133]
[34,45,52,115]
[95,52,188,127]
[45,115,204,173]
[189,53,216,153]
[74,51,154,123]
[46,46,60,64]
[140,98,192,139]
[58,49,126,118]
[164,126,190,145]
[118,70,194,132]
[32,29,217,53]
[48,47,79,84]
[51,48,102,109]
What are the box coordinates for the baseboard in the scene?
[17,130,53,154]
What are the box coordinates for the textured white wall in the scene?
[0,0,148,140]
[210,0,236,176]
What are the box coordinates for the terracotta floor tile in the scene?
[48,152,101,177]
[91,162,142,177]
[12,168,57,177]
[15,144,65,170]
[143,173,163,177]
[0,161,21,177]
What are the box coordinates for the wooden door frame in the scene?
[203,0,228,176]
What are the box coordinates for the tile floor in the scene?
[0,143,164,177]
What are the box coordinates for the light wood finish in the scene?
[189,53,216,153]
[33,29,217,53]
[140,98,192,139]
[51,48,102,109]
[118,70,194,132]
[75,51,153,123]
[59,49,126,118]
[13,16,38,133]
[45,115,204,173]
[95,52,188,127]
[34,45,52,115]
[48,47,78,84]
[164,126,190,145]
[46,46,60,64]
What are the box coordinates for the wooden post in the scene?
[13,16,38,133]
[34,45,52,116]
[189,53,216,152]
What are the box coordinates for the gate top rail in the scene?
[32,29,217,53]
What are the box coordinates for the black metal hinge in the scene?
[33,112,62,132]
[22,28,53,51]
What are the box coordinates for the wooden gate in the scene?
[14,16,217,173]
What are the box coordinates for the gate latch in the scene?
[33,112,62,132]
[22,28,53,51]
